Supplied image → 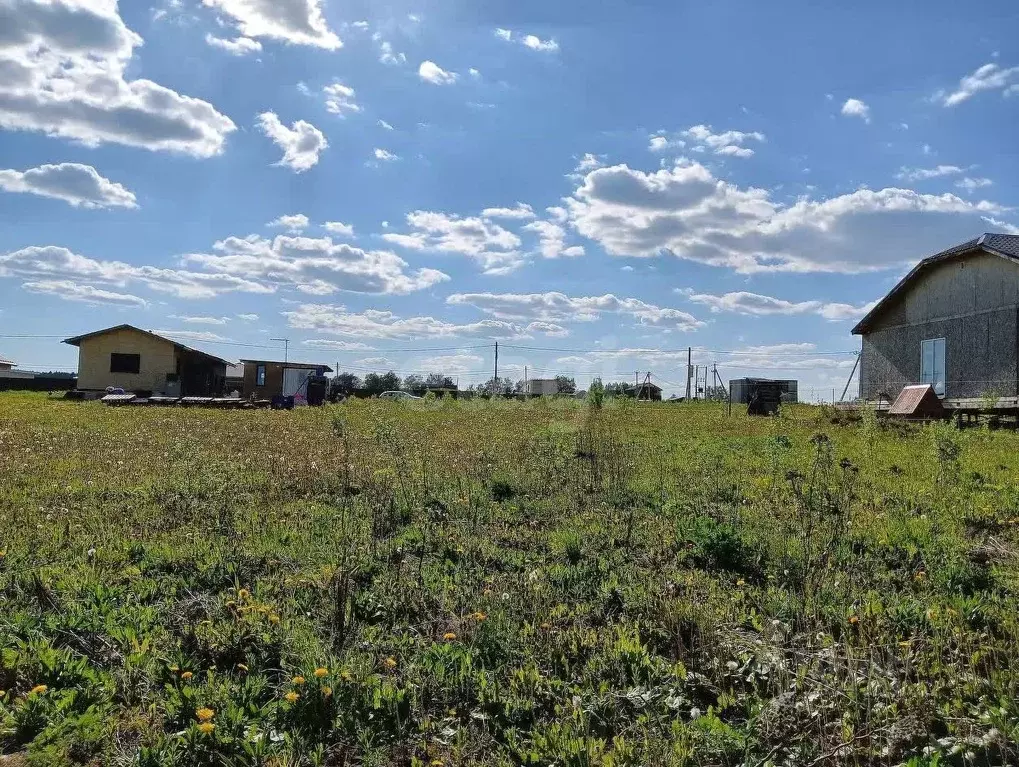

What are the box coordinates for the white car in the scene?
[379,390,421,400]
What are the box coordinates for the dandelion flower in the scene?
[443,632,456,641]
[181,671,193,681]
[238,588,250,601]
[30,684,48,695]
[198,722,215,735]
[284,691,299,703]
[473,612,487,622]
[314,667,328,678]
[849,616,860,625]
[321,686,333,698]
[196,707,215,722]
[292,676,306,685]
[268,614,280,624]
[383,657,397,670]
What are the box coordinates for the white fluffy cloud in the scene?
[840,98,870,122]
[0,163,136,208]
[283,304,567,340]
[377,38,405,65]
[301,339,373,351]
[956,177,993,192]
[482,203,535,220]
[205,34,262,55]
[896,165,964,182]
[939,63,1019,107]
[566,159,1008,273]
[0,245,270,300]
[494,29,559,52]
[323,82,360,116]
[184,233,448,295]
[153,329,230,343]
[382,211,522,273]
[418,61,458,85]
[23,279,147,307]
[373,148,400,162]
[268,213,309,232]
[648,134,685,153]
[169,315,230,325]
[682,125,764,157]
[202,0,341,49]
[446,292,704,331]
[682,290,877,321]
[237,313,259,321]
[0,0,236,156]
[323,221,354,237]
[523,220,584,258]
[256,112,327,172]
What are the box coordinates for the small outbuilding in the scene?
[239,360,333,402]
[64,325,229,396]
[853,233,1019,403]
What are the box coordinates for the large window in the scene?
[110,353,140,374]
[256,364,266,387]
[920,338,946,397]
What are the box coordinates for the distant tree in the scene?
[480,376,515,396]
[704,385,729,402]
[332,372,362,391]
[364,371,402,395]
[555,375,577,395]
[588,377,605,409]
[513,378,525,394]
[603,381,629,397]
[403,374,425,391]
[424,373,456,389]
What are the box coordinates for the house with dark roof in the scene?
[852,233,1019,402]
[64,325,230,396]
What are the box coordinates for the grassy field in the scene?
[1,393,1018,766]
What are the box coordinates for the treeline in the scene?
[331,372,648,397]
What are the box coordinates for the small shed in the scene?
[239,360,333,401]
[729,378,798,405]
[887,384,945,419]
[624,382,663,401]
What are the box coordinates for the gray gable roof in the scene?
[852,233,1019,335]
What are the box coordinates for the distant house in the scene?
[624,382,662,401]
[239,360,333,401]
[525,379,560,396]
[729,378,798,404]
[0,356,35,382]
[63,325,229,396]
[853,233,1019,402]
[0,356,13,372]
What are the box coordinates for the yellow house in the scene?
[63,325,229,396]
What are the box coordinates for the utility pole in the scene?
[686,347,692,400]
[493,342,499,393]
[271,338,290,365]
[840,353,861,402]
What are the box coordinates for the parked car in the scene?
[379,390,421,401]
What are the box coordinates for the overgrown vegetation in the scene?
[1,393,1018,765]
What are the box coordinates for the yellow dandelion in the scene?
[321,686,333,698]
[181,671,193,681]
[169,665,180,673]
[848,616,860,625]
[292,676,306,685]
[284,691,300,703]
[383,657,398,670]
[314,667,328,678]
[736,579,745,587]
[914,571,927,581]
[268,614,280,624]
[30,684,48,695]
[237,588,250,601]
[196,707,215,722]
[236,663,249,673]
[197,722,215,735]
[473,612,487,622]
[443,632,457,641]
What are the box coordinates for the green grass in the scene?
[1,392,1018,766]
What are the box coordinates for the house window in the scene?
[110,353,141,374]
[256,364,266,387]
[920,338,946,397]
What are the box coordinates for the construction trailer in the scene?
[729,378,798,405]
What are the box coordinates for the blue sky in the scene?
[2,0,1018,398]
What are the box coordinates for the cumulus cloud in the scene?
[648,134,685,153]
[170,315,229,325]
[482,203,535,220]
[237,313,259,321]
[0,0,236,156]
[418,61,458,85]
[256,112,327,172]
[840,98,870,122]
[956,177,993,192]
[283,304,567,340]
[202,0,341,49]
[301,339,373,351]
[1,244,271,300]
[382,211,522,273]
[565,159,1008,273]
[494,28,559,52]
[323,82,360,116]
[682,289,877,321]
[323,221,354,237]
[377,39,405,65]
[23,279,147,307]
[205,33,261,55]
[184,232,448,295]
[373,148,400,162]
[446,292,704,331]
[682,125,765,157]
[153,329,230,343]
[0,163,136,208]
[939,63,1019,106]
[523,220,584,258]
[268,213,309,232]
[896,165,964,182]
